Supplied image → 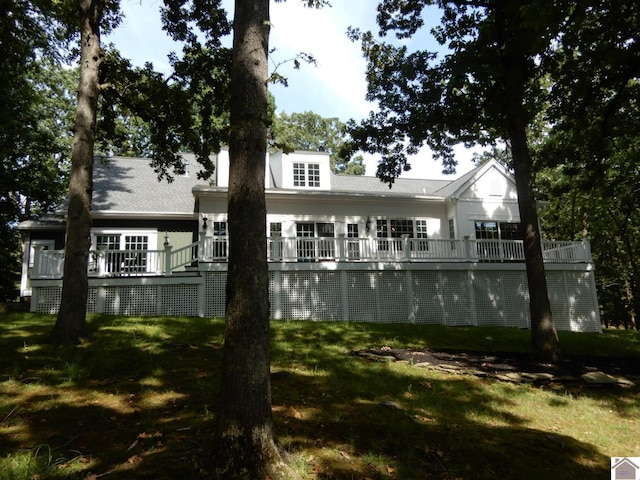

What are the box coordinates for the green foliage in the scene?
[271,111,365,175]
[0,3,76,299]
[97,0,232,182]
[344,1,571,184]
[536,1,640,328]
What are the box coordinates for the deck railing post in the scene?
[97,249,106,277]
[463,236,473,261]
[337,234,346,262]
[32,245,42,278]
[164,243,173,276]
[402,235,411,261]
[582,238,592,262]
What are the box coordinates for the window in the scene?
[415,220,428,251]
[474,221,522,261]
[123,235,149,272]
[293,163,306,187]
[308,163,320,187]
[347,223,360,259]
[293,162,321,188]
[92,230,156,275]
[296,222,335,261]
[212,221,227,258]
[316,222,335,259]
[296,223,315,262]
[390,219,413,238]
[448,218,455,240]
[269,222,282,260]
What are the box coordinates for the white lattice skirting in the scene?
[30,263,601,332]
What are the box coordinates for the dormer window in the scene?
[293,162,321,188]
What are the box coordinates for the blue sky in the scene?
[106,0,477,179]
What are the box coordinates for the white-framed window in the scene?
[91,229,157,274]
[375,218,429,251]
[293,162,321,188]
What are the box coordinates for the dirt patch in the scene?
[352,347,640,385]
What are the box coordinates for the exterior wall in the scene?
[29,262,602,333]
[200,193,450,240]
[454,167,521,239]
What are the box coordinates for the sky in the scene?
[106,0,478,180]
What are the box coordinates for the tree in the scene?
[536,1,640,329]
[0,2,73,301]
[52,0,110,344]
[271,110,365,174]
[346,0,565,362]
[211,1,299,477]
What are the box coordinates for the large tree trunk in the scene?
[497,2,561,363]
[212,1,298,478]
[52,0,101,345]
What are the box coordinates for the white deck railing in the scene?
[30,237,592,279]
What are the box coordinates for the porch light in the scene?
[202,216,208,231]
[164,232,170,247]
[366,217,372,232]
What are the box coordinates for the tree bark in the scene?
[52,0,101,345]
[497,3,561,362]
[212,1,298,478]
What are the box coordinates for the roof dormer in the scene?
[270,150,332,190]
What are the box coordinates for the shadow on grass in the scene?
[0,314,636,479]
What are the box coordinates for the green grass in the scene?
[0,313,638,479]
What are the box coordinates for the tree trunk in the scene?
[52,0,101,345]
[212,1,298,478]
[497,3,561,363]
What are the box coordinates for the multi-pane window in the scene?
[124,235,149,272]
[448,218,455,240]
[415,220,428,251]
[269,222,282,260]
[296,223,315,261]
[390,219,414,238]
[212,221,227,258]
[347,223,360,259]
[308,163,320,187]
[92,231,155,274]
[293,163,306,187]
[474,221,522,261]
[293,163,321,188]
[270,222,282,237]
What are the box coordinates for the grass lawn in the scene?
[0,313,638,479]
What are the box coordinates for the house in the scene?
[18,149,601,332]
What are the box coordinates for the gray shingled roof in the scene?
[329,174,452,197]
[89,156,203,215]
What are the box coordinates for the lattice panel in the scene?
[279,271,341,320]
[501,272,530,328]
[439,271,472,326]
[473,272,530,328]
[86,287,97,313]
[34,287,62,314]
[565,271,600,332]
[347,271,379,323]
[412,271,446,325]
[122,286,158,316]
[160,284,199,317]
[204,272,226,318]
[546,272,571,331]
[378,272,409,323]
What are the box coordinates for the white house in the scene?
[18,149,601,332]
